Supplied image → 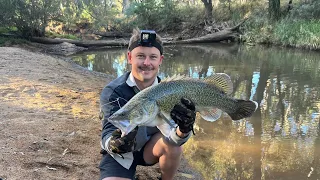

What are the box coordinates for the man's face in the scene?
[128,46,163,83]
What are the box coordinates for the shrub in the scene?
[272,19,320,49]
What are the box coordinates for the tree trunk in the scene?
[174,29,236,44]
[269,0,281,20]
[20,19,248,48]
[173,19,246,44]
[29,28,239,47]
[122,0,130,13]
[93,32,131,38]
[287,0,293,12]
[201,0,213,22]
[30,37,129,48]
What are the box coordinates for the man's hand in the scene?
[108,127,138,154]
[170,98,196,134]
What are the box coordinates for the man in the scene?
[99,29,196,180]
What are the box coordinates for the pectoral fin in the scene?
[158,111,175,128]
[157,122,172,137]
[156,111,175,137]
[198,107,223,122]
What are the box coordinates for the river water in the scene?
[71,44,320,180]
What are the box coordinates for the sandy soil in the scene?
[0,47,202,180]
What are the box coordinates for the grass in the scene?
[45,31,79,40]
[243,18,320,50]
[0,37,28,47]
[272,19,320,50]
[0,27,18,34]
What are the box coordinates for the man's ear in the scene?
[159,55,164,65]
[127,51,132,64]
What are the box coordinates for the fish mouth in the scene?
[108,115,125,121]
[108,110,129,121]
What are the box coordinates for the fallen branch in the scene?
[170,29,237,44]
[30,37,128,48]
[167,18,248,44]
[93,32,131,38]
[1,19,247,48]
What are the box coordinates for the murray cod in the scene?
[108,73,258,135]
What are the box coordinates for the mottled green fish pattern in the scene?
[108,73,258,135]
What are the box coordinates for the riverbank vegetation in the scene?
[243,0,320,50]
[0,0,319,50]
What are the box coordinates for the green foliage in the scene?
[45,31,79,40]
[288,0,320,20]
[0,27,18,34]
[0,0,319,51]
[60,0,83,30]
[0,0,61,37]
[179,5,205,23]
[241,8,271,43]
[212,0,264,22]
[243,16,320,50]
[0,37,28,46]
[80,0,120,31]
[272,19,320,49]
[125,0,183,32]
[241,0,320,50]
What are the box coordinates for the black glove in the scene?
[108,127,138,155]
[170,97,196,134]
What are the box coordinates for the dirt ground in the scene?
[0,47,202,180]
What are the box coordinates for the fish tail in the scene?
[228,100,258,120]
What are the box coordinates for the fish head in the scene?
[108,98,159,126]
[108,108,131,121]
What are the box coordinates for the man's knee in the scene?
[163,141,183,158]
[101,178,131,180]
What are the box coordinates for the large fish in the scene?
[108,73,258,135]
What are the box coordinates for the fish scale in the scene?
[108,73,258,135]
[144,80,234,113]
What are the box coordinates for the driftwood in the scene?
[168,19,247,45]
[30,37,129,48]
[172,29,237,44]
[93,32,131,38]
[23,19,247,48]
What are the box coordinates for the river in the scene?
[71,44,320,180]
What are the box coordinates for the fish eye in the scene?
[119,112,127,116]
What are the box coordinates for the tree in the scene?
[269,0,281,20]
[0,0,61,37]
[121,0,130,13]
[201,0,213,22]
[80,0,121,31]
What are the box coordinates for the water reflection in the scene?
[71,48,129,78]
[71,44,320,180]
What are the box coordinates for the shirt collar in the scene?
[126,72,159,90]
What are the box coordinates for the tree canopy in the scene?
[0,0,319,41]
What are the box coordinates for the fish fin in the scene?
[197,107,223,122]
[228,100,258,120]
[159,111,175,128]
[161,74,192,82]
[203,73,233,95]
[123,123,138,136]
[157,122,172,137]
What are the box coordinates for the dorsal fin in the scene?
[161,74,192,82]
[203,73,233,94]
